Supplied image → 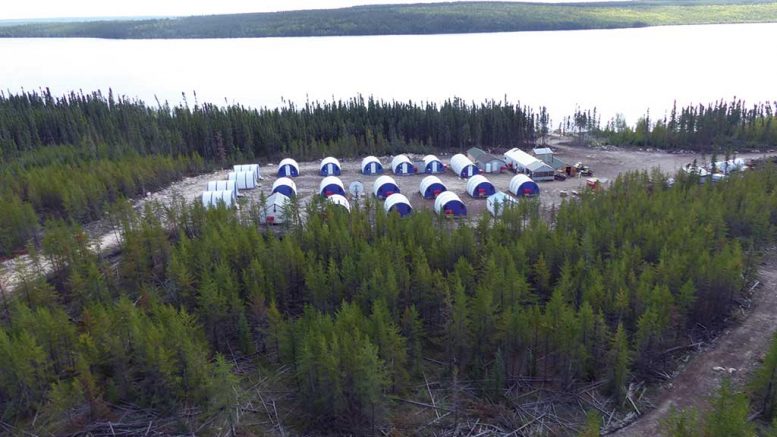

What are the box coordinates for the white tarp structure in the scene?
[327,194,351,212]
[504,148,537,172]
[487,191,518,217]
[713,158,746,174]
[504,148,554,181]
[259,192,291,224]
[201,190,236,209]
[207,180,237,197]
[234,164,262,180]
[228,170,258,189]
[450,153,479,178]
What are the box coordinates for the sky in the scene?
[2,0,607,20]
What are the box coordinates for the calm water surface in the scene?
[1,23,776,124]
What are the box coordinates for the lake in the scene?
[1,22,776,125]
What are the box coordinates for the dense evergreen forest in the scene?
[567,99,777,151]
[0,90,537,257]
[1,0,777,39]
[3,158,777,433]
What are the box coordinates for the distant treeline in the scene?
[0,90,538,161]
[1,1,777,39]
[565,99,777,151]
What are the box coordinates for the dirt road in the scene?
[613,253,777,435]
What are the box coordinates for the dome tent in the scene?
[373,175,400,199]
[272,177,297,197]
[277,158,300,177]
[319,176,346,197]
[361,156,384,175]
[327,194,351,212]
[450,154,479,178]
[509,174,540,197]
[466,174,496,198]
[320,157,342,176]
[419,175,447,199]
[384,193,413,217]
[434,191,467,217]
[422,155,444,174]
[391,154,416,175]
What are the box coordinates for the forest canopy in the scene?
[1,162,777,433]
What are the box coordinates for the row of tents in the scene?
[273,148,559,181]
[316,172,540,218]
[201,164,263,208]
[274,154,480,178]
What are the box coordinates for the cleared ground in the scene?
[1,141,771,290]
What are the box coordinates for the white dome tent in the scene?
[391,154,416,175]
[277,158,300,177]
[450,154,479,178]
[320,157,342,176]
[228,170,258,190]
[419,175,447,199]
[207,180,237,197]
[508,174,540,197]
[434,191,467,217]
[271,177,297,197]
[201,190,236,209]
[466,174,497,198]
[327,194,351,212]
[384,193,413,217]
[422,155,444,174]
[373,175,400,199]
[361,156,384,175]
[319,176,346,197]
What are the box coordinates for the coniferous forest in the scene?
[3,90,777,433]
[568,99,777,150]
